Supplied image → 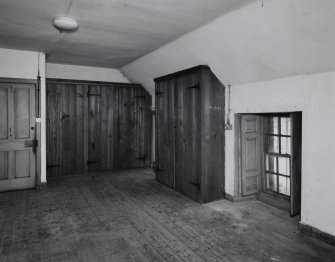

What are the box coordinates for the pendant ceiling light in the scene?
[53,16,79,32]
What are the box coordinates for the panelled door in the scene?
[241,115,261,196]
[0,82,36,192]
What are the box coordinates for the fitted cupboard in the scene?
[154,66,225,203]
[46,79,152,178]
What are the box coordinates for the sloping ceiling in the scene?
[122,0,335,93]
[0,0,254,68]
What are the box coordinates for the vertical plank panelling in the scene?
[61,84,71,176]
[144,88,152,167]
[46,83,63,177]
[88,85,102,172]
[76,85,85,174]
[47,80,152,178]
[100,85,108,170]
[200,68,225,202]
[83,84,89,173]
[69,84,77,175]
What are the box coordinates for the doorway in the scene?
[240,112,302,216]
[0,79,37,192]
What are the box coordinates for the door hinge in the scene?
[135,95,146,99]
[134,156,146,161]
[187,83,200,89]
[87,92,101,97]
[189,182,201,189]
[87,160,101,165]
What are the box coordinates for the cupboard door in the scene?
[155,80,175,187]
[241,115,262,196]
[175,74,202,202]
[87,85,102,171]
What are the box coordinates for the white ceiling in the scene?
[0,0,254,68]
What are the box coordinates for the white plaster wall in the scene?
[0,48,47,183]
[122,0,335,95]
[225,72,335,236]
[46,63,129,83]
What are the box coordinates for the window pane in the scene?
[279,176,290,196]
[268,136,279,153]
[281,117,291,136]
[278,157,290,176]
[266,154,277,173]
[267,173,277,192]
[281,137,291,155]
[269,117,279,135]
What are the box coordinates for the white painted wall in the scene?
[46,63,129,83]
[122,0,335,95]
[121,0,335,237]
[225,72,335,236]
[0,48,47,184]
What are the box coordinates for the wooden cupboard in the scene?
[154,65,225,203]
[46,79,152,178]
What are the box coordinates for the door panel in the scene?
[15,150,30,178]
[0,151,8,180]
[14,88,30,139]
[0,86,8,139]
[0,82,36,192]
[241,115,261,196]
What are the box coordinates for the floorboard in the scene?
[0,168,334,262]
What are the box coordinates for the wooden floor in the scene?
[0,168,334,262]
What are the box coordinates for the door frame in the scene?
[0,77,40,190]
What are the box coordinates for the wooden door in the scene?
[155,79,175,187]
[0,82,36,191]
[175,74,202,202]
[241,115,261,196]
[87,85,102,171]
[46,82,86,178]
[290,112,302,216]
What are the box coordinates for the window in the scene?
[264,116,291,197]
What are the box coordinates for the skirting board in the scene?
[299,222,335,246]
[36,182,47,191]
[225,193,258,202]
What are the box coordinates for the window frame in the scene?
[263,114,292,200]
